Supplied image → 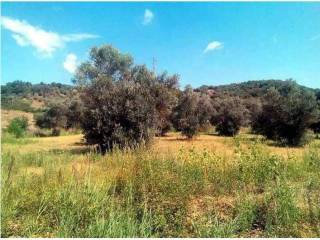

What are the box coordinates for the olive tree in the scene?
[74,45,179,152]
[153,72,179,136]
[211,97,247,136]
[173,86,212,139]
[252,86,319,146]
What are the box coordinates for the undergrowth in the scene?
[1,136,319,237]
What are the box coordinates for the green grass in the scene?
[1,132,37,145]
[1,135,320,237]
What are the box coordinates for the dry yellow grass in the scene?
[2,131,319,237]
[2,134,84,155]
[154,132,309,161]
[1,109,36,130]
[30,99,45,109]
[5,131,311,192]
[3,131,313,161]
[153,132,234,156]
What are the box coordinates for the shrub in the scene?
[252,85,319,146]
[7,116,28,138]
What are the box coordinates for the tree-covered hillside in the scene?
[3,79,319,103]
[1,80,73,112]
[197,79,320,99]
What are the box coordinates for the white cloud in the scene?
[63,53,78,74]
[1,16,98,57]
[12,34,29,46]
[204,41,223,53]
[143,9,154,25]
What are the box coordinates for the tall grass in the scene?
[1,136,320,237]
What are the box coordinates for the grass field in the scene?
[1,132,320,237]
[1,110,35,130]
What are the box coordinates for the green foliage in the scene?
[1,80,72,97]
[1,81,73,112]
[212,97,247,136]
[75,45,179,152]
[252,85,319,146]
[234,195,258,233]
[1,136,320,237]
[35,103,68,136]
[65,99,84,129]
[1,97,36,112]
[153,72,179,136]
[79,74,156,152]
[173,86,212,139]
[197,79,318,99]
[7,116,28,138]
[1,132,35,145]
[265,181,300,236]
[1,80,33,96]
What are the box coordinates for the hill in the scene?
[1,80,74,112]
[1,79,319,113]
[196,79,320,99]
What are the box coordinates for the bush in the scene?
[252,85,319,146]
[7,116,28,138]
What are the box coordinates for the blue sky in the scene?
[1,2,320,88]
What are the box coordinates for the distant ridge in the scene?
[1,79,319,113]
[196,79,320,99]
